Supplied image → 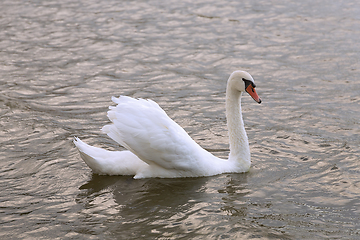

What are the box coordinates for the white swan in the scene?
[74,71,261,178]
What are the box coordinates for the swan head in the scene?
[228,70,262,104]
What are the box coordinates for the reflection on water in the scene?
[76,174,291,239]
[0,0,359,239]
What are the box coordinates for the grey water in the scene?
[1,0,359,239]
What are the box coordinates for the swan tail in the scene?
[73,137,147,175]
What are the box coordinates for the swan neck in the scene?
[225,85,251,169]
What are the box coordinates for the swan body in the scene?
[74,71,261,178]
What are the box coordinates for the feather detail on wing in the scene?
[101,96,205,171]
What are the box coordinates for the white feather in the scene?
[74,71,261,178]
[73,137,147,175]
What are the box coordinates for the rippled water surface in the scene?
[1,0,359,239]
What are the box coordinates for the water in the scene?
[0,0,359,239]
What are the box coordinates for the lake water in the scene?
[1,0,359,239]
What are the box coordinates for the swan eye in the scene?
[242,78,256,88]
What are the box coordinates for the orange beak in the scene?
[246,84,262,104]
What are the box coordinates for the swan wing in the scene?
[101,96,205,171]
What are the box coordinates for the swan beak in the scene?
[246,85,262,104]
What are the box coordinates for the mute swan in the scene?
[74,70,261,178]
